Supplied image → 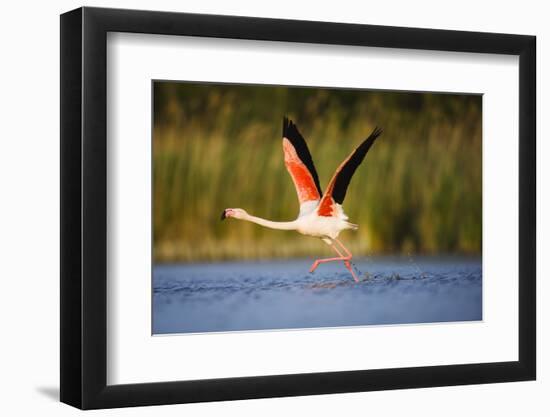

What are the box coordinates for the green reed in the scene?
[153,83,481,262]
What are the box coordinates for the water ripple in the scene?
[153,257,482,334]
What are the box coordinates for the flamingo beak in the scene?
[220,209,227,221]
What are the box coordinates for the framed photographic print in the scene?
[60,6,536,409]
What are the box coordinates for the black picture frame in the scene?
[60,6,536,410]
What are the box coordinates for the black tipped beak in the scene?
[220,210,227,221]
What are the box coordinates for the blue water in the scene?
[153,256,482,334]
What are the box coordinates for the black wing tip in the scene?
[331,125,383,205]
[282,116,299,140]
[358,126,383,151]
[283,116,290,128]
[283,116,289,137]
[370,126,383,141]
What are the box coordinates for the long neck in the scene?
[243,214,299,231]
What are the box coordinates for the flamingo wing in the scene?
[282,117,323,214]
[317,126,383,217]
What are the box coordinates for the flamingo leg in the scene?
[309,254,347,272]
[309,239,359,283]
[334,239,360,282]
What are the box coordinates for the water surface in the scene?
[153,256,481,334]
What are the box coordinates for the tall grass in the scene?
[153,82,481,262]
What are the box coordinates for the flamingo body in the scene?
[295,204,356,241]
[222,117,382,282]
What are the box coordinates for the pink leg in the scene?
[334,239,360,283]
[309,239,359,283]
[309,254,348,273]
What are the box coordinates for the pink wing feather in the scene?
[282,118,322,206]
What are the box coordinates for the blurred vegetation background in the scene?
[153,81,481,262]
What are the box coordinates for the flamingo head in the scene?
[221,208,248,220]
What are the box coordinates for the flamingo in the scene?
[221,117,382,282]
